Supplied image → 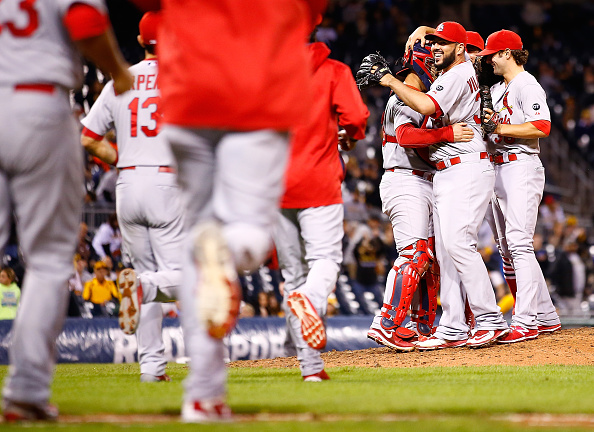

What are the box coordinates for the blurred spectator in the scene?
[82,261,121,317]
[538,195,565,239]
[0,267,20,320]
[76,222,93,263]
[91,213,121,263]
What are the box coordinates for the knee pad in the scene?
[223,223,272,273]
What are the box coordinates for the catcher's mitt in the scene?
[356,52,392,90]
[480,85,498,135]
[474,57,500,88]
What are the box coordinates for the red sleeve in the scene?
[426,94,443,119]
[395,123,454,148]
[81,127,104,140]
[530,120,551,136]
[334,63,369,140]
[63,3,109,41]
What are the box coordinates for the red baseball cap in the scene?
[477,30,523,56]
[466,31,484,51]
[139,11,161,46]
[425,21,467,45]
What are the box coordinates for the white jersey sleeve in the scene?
[426,61,485,161]
[488,71,549,155]
[81,59,175,168]
[0,0,107,89]
[381,94,435,171]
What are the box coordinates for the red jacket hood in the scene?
[308,42,331,72]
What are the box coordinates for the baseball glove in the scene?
[474,57,500,88]
[356,52,392,90]
[480,85,498,135]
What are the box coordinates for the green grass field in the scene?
[1,363,594,431]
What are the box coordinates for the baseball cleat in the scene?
[537,323,561,334]
[118,268,142,335]
[466,328,510,348]
[193,222,241,339]
[140,373,171,383]
[2,399,58,422]
[414,335,467,351]
[497,325,538,344]
[367,322,416,352]
[181,397,232,423]
[303,369,330,382]
[287,292,327,350]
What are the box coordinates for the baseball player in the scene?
[274,34,369,381]
[128,0,327,422]
[413,27,562,335]
[81,12,182,382]
[479,30,561,342]
[0,0,133,421]
[360,21,509,350]
[360,44,475,352]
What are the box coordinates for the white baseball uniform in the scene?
[426,60,508,341]
[487,71,560,329]
[370,93,435,329]
[81,58,183,378]
[0,0,104,405]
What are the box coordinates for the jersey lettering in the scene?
[0,0,39,37]
[128,96,161,138]
[467,75,479,93]
[502,92,513,115]
[133,74,158,91]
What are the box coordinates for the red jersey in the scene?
[281,42,369,208]
[156,0,326,131]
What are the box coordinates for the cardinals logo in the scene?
[502,92,513,115]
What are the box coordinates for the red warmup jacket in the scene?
[281,42,369,209]
[149,0,327,131]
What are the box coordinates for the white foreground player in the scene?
[479,30,561,343]
[0,0,133,421]
[375,21,509,349]
[81,12,182,380]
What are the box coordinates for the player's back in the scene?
[84,59,174,167]
[0,0,104,89]
[382,93,434,171]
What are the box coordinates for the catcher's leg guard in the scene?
[410,237,438,336]
[380,239,432,330]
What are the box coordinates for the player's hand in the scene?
[452,122,474,142]
[338,129,357,151]
[112,67,134,95]
[405,26,434,51]
[482,108,500,134]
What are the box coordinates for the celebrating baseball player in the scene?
[274,29,369,381]
[81,11,183,382]
[0,0,133,422]
[359,44,475,352]
[128,0,327,422]
[478,30,561,342]
[361,21,510,350]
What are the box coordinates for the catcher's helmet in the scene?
[394,42,435,91]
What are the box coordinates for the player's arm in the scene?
[81,129,118,166]
[396,122,473,148]
[405,26,435,51]
[335,63,370,151]
[63,3,133,95]
[483,108,550,138]
[379,75,436,115]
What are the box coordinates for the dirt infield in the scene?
[230,327,594,369]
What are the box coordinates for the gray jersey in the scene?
[487,71,549,155]
[426,60,485,162]
[82,59,175,167]
[0,0,106,89]
[382,93,435,171]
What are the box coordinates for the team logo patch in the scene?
[437,23,444,32]
[436,85,444,91]
[532,103,540,110]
